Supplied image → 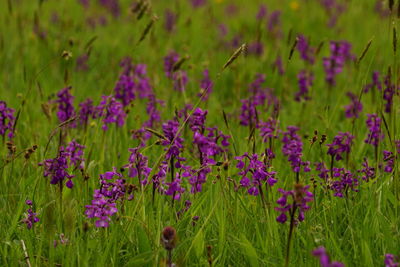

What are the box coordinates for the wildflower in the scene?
[198,69,213,101]
[22,200,40,230]
[39,147,74,188]
[259,117,278,143]
[344,92,363,118]
[295,70,314,101]
[282,126,310,173]
[384,254,400,267]
[358,158,375,182]
[256,4,267,20]
[95,95,126,131]
[164,9,177,33]
[66,140,85,169]
[297,35,316,64]
[312,246,344,267]
[56,87,76,126]
[275,183,313,223]
[235,153,277,196]
[326,132,354,161]
[364,71,382,93]
[78,98,94,127]
[365,114,384,147]
[0,101,15,139]
[124,147,152,185]
[323,41,354,86]
[382,150,394,173]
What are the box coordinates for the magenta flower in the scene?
[385,254,400,267]
[295,70,314,101]
[344,92,362,118]
[282,126,310,173]
[365,114,384,147]
[22,200,40,230]
[275,184,313,223]
[323,41,354,86]
[124,147,152,185]
[326,132,354,161]
[297,35,316,64]
[235,153,277,196]
[312,246,344,267]
[95,95,126,131]
[66,140,85,169]
[382,150,394,173]
[164,9,177,33]
[364,71,382,93]
[0,101,15,139]
[56,86,76,126]
[78,98,94,127]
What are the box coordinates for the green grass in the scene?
[0,0,399,266]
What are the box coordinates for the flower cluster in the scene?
[161,120,185,167]
[275,184,313,223]
[365,114,384,147]
[164,51,188,92]
[295,70,314,102]
[312,246,344,267]
[385,254,400,267]
[259,117,278,143]
[326,132,354,161]
[0,101,15,139]
[344,92,363,118]
[323,41,353,86]
[95,95,126,131]
[65,140,85,169]
[364,71,382,92]
[22,200,40,230]
[329,168,359,197]
[78,98,94,127]
[235,153,277,196]
[124,147,152,185]
[39,147,75,188]
[382,150,394,173]
[282,126,310,173]
[297,35,316,64]
[85,169,131,227]
[56,86,76,126]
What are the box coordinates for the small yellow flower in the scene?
[290,1,299,11]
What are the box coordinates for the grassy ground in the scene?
[0,0,399,266]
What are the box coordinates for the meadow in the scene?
[0,0,399,266]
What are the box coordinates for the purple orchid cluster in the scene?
[22,200,40,230]
[85,168,132,227]
[114,58,153,106]
[326,132,354,161]
[312,246,344,267]
[344,92,363,119]
[364,71,382,92]
[365,114,384,147]
[382,150,395,173]
[297,35,316,65]
[235,153,277,196]
[281,126,310,173]
[198,69,213,101]
[164,51,188,92]
[78,98,94,127]
[161,119,186,167]
[94,95,126,131]
[358,158,376,182]
[239,74,278,127]
[0,101,15,139]
[295,70,314,102]
[39,147,75,188]
[319,0,347,28]
[364,71,397,113]
[329,168,359,197]
[124,147,152,185]
[323,41,354,86]
[39,140,85,188]
[275,183,313,223]
[385,254,400,267]
[259,117,279,143]
[56,86,76,126]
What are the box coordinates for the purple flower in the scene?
[124,147,152,185]
[385,254,400,267]
[76,53,89,71]
[39,147,74,188]
[98,0,120,17]
[198,69,213,101]
[85,169,128,228]
[315,162,330,180]
[358,158,375,182]
[247,41,264,56]
[191,0,206,8]
[312,246,344,267]
[259,117,278,143]
[295,70,314,102]
[22,200,40,230]
[0,101,15,139]
[161,120,185,166]
[326,132,354,161]
[56,87,76,126]
[365,114,384,147]
[364,71,382,93]
[275,184,313,223]
[323,41,354,86]
[78,98,94,127]
[66,140,85,169]
[273,54,285,75]
[164,9,177,33]
[319,0,346,28]
[383,73,397,113]
[344,92,363,118]
[235,153,277,196]
[256,4,267,20]
[297,35,316,64]
[95,95,126,131]
[165,176,185,200]
[267,10,282,38]
[189,108,208,133]
[282,126,310,173]
[330,168,359,197]
[164,51,180,79]
[382,150,394,173]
